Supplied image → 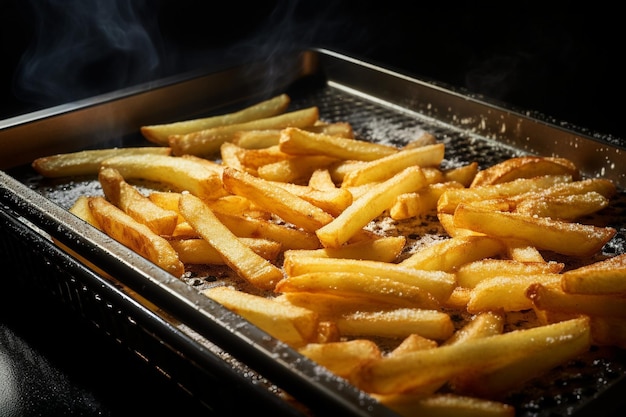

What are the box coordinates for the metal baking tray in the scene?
[1,48,625,416]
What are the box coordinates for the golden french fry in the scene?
[298,339,381,379]
[222,167,334,233]
[256,155,340,183]
[503,239,546,263]
[101,154,226,200]
[514,191,610,220]
[169,237,281,264]
[561,253,626,295]
[351,317,590,394]
[526,282,626,318]
[375,393,515,417]
[307,168,337,190]
[32,147,171,178]
[453,203,616,258]
[390,181,464,221]
[283,256,455,302]
[467,274,562,313]
[470,156,580,187]
[98,167,179,236]
[277,292,402,318]
[400,235,505,271]
[283,235,406,263]
[169,107,319,157]
[203,286,318,347]
[456,259,564,288]
[87,196,184,277]
[316,166,427,248]
[589,316,626,349]
[232,122,354,149]
[389,334,438,356]
[442,162,479,187]
[341,143,445,187]
[141,94,291,145]
[443,312,504,346]
[279,127,398,161]
[336,308,454,341]
[69,195,101,229]
[268,181,353,216]
[275,271,441,310]
[437,174,573,215]
[178,193,283,290]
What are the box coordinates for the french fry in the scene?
[101,153,227,200]
[298,339,381,379]
[351,317,591,394]
[277,292,404,318]
[283,235,406,263]
[275,272,441,310]
[452,203,616,257]
[232,122,354,149]
[221,167,334,233]
[32,147,171,178]
[282,256,455,302]
[561,253,626,295]
[279,127,398,161]
[69,195,101,229]
[307,168,337,190]
[341,143,445,187]
[467,274,562,313]
[470,156,580,187]
[514,191,609,220]
[442,312,504,346]
[389,334,438,356]
[526,282,626,318]
[203,286,318,347]
[335,308,454,341]
[178,193,283,290]
[316,166,427,247]
[268,180,353,216]
[400,235,505,271]
[169,237,281,264]
[256,155,340,183]
[140,94,291,145]
[589,316,626,349]
[169,106,319,157]
[442,162,479,187]
[375,393,515,417]
[456,259,564,288]
[437,174,572,214]
[98,167,179,236]
[390,181,464,220]
[87,196,184,277]
[503,239,546,263]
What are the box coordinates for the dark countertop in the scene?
[1,2,625,416]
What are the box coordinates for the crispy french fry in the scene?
[390,181,464,220]
[467,274,562,313]
[178,193,283,290]
[503,239,546,263]
[298,339,381,379]
[169,107,319,157]
[400,235,505,271]
[307,168,337,190]
[561,253,626,295]
[141,94,291,145]
[470,156,580,187]
[87,196,184,277]
[389,334,438,356]
[336,308,454,341]
[452,203,616,257]
[269,180,353,216]
[456,259,564,288]
[375,393,515,417]
[69,195,101,229]
[169,237,281,264]
[101,154,226,200]
[232,122,354,149]
[275,271,441,310]
[32,147,171,178]
[283,235,406,263]
[203,286,318,347]
[514,191,609,220]
[351,317,590,394]
[279,127,398,161]
[283,256,455,302]
[316,166,427,247]
[98,167,178,236]
[222,167,334,233]
[256,155,340,183]
[341,143,445,187]
[443,312,504,346]
[442,162,479,187]
[437,174,572,214]
[526,282,626,318]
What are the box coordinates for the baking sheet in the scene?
[2,48,626,416]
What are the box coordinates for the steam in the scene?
[14,0,161,107]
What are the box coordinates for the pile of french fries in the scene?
[32,93,626,416]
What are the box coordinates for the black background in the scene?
[1,1,625,416]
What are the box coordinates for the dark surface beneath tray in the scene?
[2,2,626,417]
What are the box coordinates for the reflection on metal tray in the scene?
[1,48,626,417]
